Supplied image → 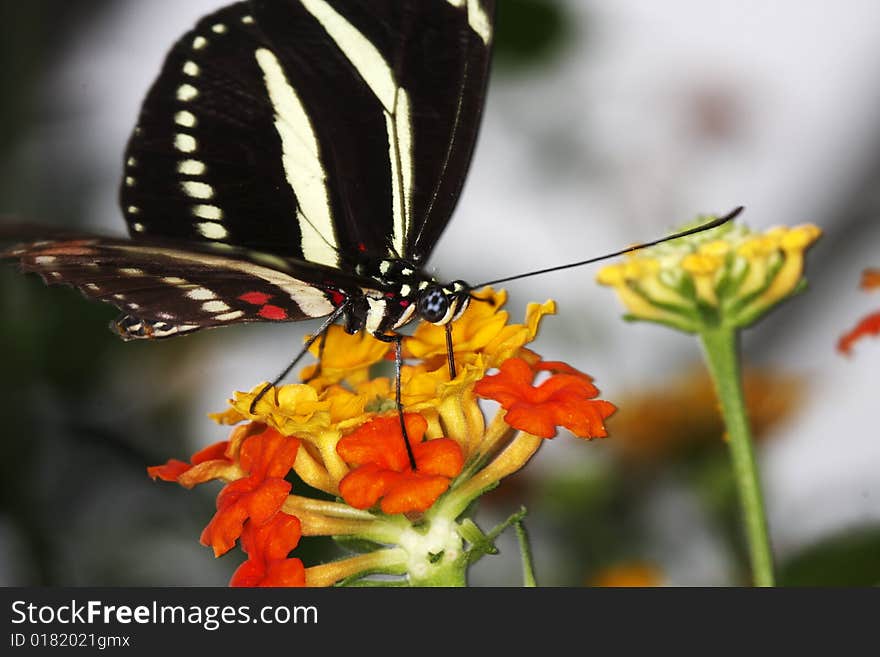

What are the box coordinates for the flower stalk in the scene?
[700,327,775,586]
[598,213,821,586]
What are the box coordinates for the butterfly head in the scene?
[415,280,471,326]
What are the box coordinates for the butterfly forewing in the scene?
[120,0,495,267]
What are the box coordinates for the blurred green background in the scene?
[1,0,879,586]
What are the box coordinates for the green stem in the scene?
[515,520,537,587]
[699,327,775,586]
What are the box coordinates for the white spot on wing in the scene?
[197,222,229,240]
[193,36,208,50]
[212,23,227,34]
[183,61,200,76]
[177,84,199,102]
[186,288,216,301]
[178,159,206,176]
[202,300,230,313]
[175,134,197,153]
[192,204,223,220]
[215,310,245,321]
[182,181,214,199]
[175,111,197,128]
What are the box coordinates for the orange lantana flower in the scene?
[200,427,300,556]
[474,357,616,439]
[152,284,617,586]
[230,513,306,588]
[147,440,231,483]
[838,268,880,355]
[838,313,880,355]
[337,414,464,514]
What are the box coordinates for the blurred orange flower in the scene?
[607,367,804,463]
[838,269,880,355]
[590,562,664,587]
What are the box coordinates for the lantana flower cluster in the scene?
[597,213,821,588]
[149,288,615,586]
[596,219,822,331]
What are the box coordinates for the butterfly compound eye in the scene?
[417,286,450,324]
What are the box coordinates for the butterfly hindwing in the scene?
[121,0,495,267]
[3,238,339,338]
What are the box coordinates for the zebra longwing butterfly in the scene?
[3,0,495,350]
[2,0,737,424]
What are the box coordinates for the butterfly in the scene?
[1,0,503,467]
[4,0,495,338]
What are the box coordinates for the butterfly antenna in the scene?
[249,301,350,414]
[472,206,743,289]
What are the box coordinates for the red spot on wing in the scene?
[258,304,288,321]
[357,243,367,253]
[400,300,410,308]
[240,291,273,306]
[329,290,346,306]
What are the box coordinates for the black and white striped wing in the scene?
[3,238,340,339]
[122,0,495,268]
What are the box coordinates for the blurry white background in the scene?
[2,0,879,585]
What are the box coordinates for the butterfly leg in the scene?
[445,321,457,380]
[249,300,351,414]
[302,329,329,384]
[393,334,418,471]
[372,331,418,470]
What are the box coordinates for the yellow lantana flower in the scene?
[597,217,822,332]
